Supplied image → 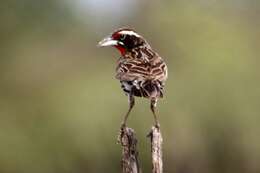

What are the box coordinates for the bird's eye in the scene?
[121,34,126,40]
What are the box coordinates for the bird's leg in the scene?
[121,94,135,129]
[150,97,160,128]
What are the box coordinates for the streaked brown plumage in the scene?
[98,28,168,128]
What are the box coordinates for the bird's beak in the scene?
[98,36,118,47]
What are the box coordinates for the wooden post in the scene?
[148,126,163,173]
[118,126,163,173]
[119,127,140,173]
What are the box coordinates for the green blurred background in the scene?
[1,0,260,173]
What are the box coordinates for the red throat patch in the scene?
[114,45,126,55]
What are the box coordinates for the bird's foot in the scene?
[117,123,127,144]
[120,122,126,130]
[155,123,160,129]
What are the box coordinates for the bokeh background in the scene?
[1,0,260,173]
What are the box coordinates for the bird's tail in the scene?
[141,80,163,98]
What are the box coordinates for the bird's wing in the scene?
[116,57,167,84]
[116,58,148,81]
[150,57,168,84]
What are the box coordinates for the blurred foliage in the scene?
[0,0,260,173]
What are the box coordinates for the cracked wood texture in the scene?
[119,126,163,173]
[148,127,163,173]
[119,127,140,173]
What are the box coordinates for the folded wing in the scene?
[116,57,167,98]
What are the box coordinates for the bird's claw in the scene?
[120,123,126,130]
[117,123,127,144]
[155,123,160,129]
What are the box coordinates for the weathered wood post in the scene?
[118,126,163,173]
[148,126,163,173]
[119,127,140,173]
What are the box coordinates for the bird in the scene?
[98,28,168,128]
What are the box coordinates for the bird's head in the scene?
[98,28,146,55]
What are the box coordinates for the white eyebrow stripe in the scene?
[119,30,141,37]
